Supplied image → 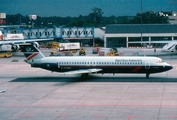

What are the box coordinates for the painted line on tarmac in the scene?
[128,116,141,120]
[68,104,177,107]
[6,104,23,107]
[19,114,33,118]
[35,103,56,107]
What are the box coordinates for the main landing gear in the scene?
[80,73,88,80]
[146,73,150,78]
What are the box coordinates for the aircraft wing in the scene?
[128,40,177,44]
[0,38,53,45]
[59,68,102,75]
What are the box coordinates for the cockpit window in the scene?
[156,59,164,63]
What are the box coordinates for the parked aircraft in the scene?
[129,40,177,52]
[162,41,177,52]
[0,31,53,51]
[19,44,173,78]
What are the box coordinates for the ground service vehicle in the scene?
[79,48,86,56]
[59,43,80,51]
[46,42,59,49]
[0,51,12,58]
[92,47,100,54]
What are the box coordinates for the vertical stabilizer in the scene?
[20,44,45,62]
[0,31,3,41]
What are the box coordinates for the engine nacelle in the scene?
[11,44,20,51]
[175,45,177,51]
[32,42,40,48]
[170,44,177,52]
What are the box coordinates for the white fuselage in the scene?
[29,56,172,74]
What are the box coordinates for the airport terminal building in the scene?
[104,24,177,48]
[1,24,177,48]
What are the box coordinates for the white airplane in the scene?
[0,31,53,51]
[162,41,177,52]
[19,44,173,78]
[129,40,177,52]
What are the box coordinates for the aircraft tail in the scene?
[20,44,45,62]
[0,35,3,41]
[0,31,3,41]
[162,42,176,52]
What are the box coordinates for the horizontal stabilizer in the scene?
[59,68,102,75]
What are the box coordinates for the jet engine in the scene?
[162,43,177,52]
[170,43,177,52]
[11,44,20,51]
[32,42,40,48]
[175,44,177,51]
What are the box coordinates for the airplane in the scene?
[19,43,173,79]
[0,31,53,51]
[129,40,177,52]
[162,41,177,52]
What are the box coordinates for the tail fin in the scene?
[0,31,3,41]
[0,35,3,41]
[20,44,45,62]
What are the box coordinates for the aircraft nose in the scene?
[166,66,173,71]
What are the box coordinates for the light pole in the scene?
[140,0,143,45]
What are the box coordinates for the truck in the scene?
[3,33,24,40]
[0,30,24,41]
[59,42,80,51]
[98,48,112,56]
[92,46,100,54]
[0,31,24,52]
[98,47,118,56]
[0,44,12,51]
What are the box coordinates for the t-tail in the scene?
[20,44,45,63]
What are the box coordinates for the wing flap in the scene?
[59,68,102,75]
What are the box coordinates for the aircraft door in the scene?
[57,62,60,68]
[145,61,150,69]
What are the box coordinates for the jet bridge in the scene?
[2,26,105,46]
[2,26,95,40]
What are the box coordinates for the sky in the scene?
[0,0,177,17]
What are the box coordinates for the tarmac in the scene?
[0,47,177,120]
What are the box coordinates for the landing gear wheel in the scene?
[80,73,88,80]
[146,73,150,78]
